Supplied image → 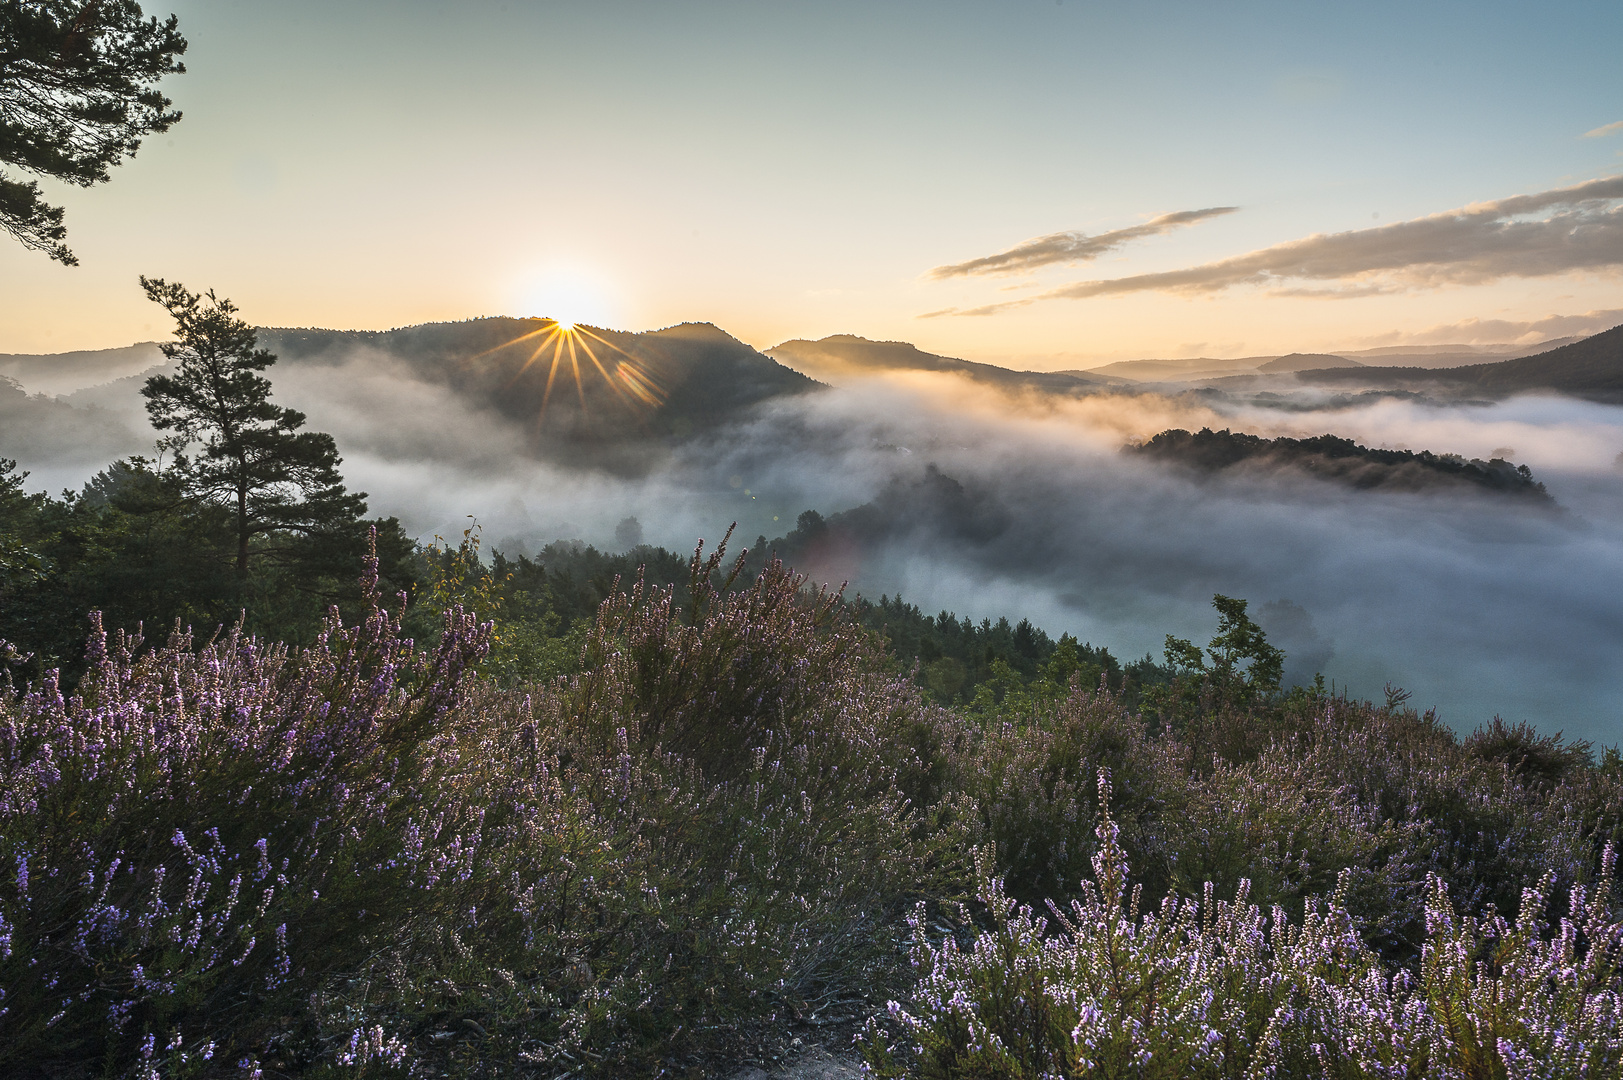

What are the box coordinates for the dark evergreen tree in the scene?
[0,1,186,263]
[140,277,366,575]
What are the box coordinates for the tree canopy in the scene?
[0,1,186,263]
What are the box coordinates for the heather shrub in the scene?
[862,770,1623,1080]
[939,683,1174,905]
[305,539,972,1073]
[6,522,1619,1078]
[1154,744,1429,937]
[535,538,972,1062]
[1260,701,1610,954]
[932,660,1617,966]
[1463,717,1593,791]
[0,554,493,1076]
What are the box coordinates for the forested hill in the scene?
[260,318,821,465]
[0,342,165,397]
[1298,322,1623,401]
[1130,427,1553,499]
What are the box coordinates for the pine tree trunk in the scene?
[237,485,250,576]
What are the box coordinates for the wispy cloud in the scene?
[925,176,1623,316]
[926,207,1238,279]
[1352,308,1623,347]
[1582,121,1623,139]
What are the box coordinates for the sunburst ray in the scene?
[472,318,667,428]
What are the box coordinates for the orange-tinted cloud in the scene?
[929,176,1623,316]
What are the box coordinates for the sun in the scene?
[554,318,576,332]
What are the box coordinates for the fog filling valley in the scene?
[6,344,1622,746]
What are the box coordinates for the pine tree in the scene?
[139,277,366,576]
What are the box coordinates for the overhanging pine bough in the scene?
[0,1,186,264]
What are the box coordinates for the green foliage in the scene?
[842,592,1141,707]
[0,457,47,594]
[0,0,187,263]
[1145,593,1287,732]
[0,456,419,683]
[418,521,587,686]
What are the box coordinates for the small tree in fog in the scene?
[615,515,643,550]
[140,276,365,575]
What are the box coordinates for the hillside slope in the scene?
[768,334,1101,397]
[261,318,819,444]
[4,319,823,475]
[1299,323,1623,400]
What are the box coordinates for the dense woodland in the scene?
[1129,427,1553,499]
[2,283,1621,1079]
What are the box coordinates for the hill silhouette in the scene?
[0,341,165,396]
[1256,352,1363,373]
[1298,323,1623,401]
[262,318,817,449]
[1,318,821,476]
[767,334,1101,397]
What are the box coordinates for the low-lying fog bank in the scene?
[6,350,1621,745]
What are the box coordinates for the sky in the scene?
[3,0,1622,365]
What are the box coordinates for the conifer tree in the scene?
[140,277,365,575]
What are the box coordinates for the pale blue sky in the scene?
[4,0,1620,361]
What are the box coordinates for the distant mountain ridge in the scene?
[767,335,1101,396]
[1296,323,1623,402]
[10,319,1622,444]
[0,342,165,397]
[0,318,821,476]
[1078,356,1274,382]
[1256,353,1364,374]
[1340,338,1584,367]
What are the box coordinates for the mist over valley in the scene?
[7,316,1622,744]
